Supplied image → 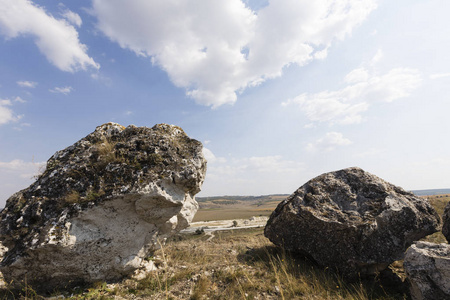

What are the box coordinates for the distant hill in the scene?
[196,194,288,203]
[198,189,450,200]
[411,189,450,196]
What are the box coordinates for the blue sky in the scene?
[1,0,449,207]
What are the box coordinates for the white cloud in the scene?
[0,159,46,207]
[366,68,422,102]
[17,80,37,88]
[370,49,383,67]
[285,93,369,125]
[306,132,352,152]
[49,86,73,95]
[91,72,112,86]
[0,99,22,125]
[344,67,369,83]
[200,152,305,196]
[430,73,450,80]
[202,147,226,164]
[356,148,386,158]
[0,0,98,72]
[13,122,32,131]
[14,96,26,103]
[314,48,328,60]
[283,53,422,124]
[0,159,44,172]
[92,0,376,107]
[204,147,300,175]
[247,155,300,173]
[61,10,82,28]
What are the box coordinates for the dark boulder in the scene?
[265,167,441,278]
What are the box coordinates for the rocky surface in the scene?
[443,201,450,243]
[0,122,206,291]
[404,241,450,300]
[264,167,441,278]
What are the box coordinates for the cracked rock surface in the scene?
[404,241,450,300]
[0,122,206,291]
[264,167,441,278]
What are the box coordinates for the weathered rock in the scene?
[442,201,450,243]
[0,123,206,291]
[264,167,441,278]
[404,241,450,300]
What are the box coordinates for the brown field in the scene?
[420,194,450,244]
[193,209,273,222]
[193,196,284,222]
[425,194,450,216]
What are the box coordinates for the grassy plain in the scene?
[1,194,448,299]
[420,194,449,244]
[427,194,450,215]
[193,195,285,222]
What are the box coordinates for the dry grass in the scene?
[65,190,80,204]
[426,194,449,217]
[3,194,447,299]
[420,194,449,244]
[18,228,405,300]
[93,138,125,167]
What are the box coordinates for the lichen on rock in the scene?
[0,122,206,291]
[404,241,450,300]
[264,167,441,278]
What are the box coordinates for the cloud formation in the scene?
[13,97,26,103]
[201,150,304,195]
[306,132,352,152]
[92,0,376,107]
[0,0,98,72]
[61,10,82,28]
[0,159,44,173]
[202,147,226,164]
[283,63,421,124]
[49,86,73,95]
[0,159,45,206]
[430,73,450,80]
[17,80,38,88]
[0,99,22,125]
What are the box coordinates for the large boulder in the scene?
[0,123,206,292]
[443,201,450,243]
[264,167,441,278]
[404,241,450,300]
